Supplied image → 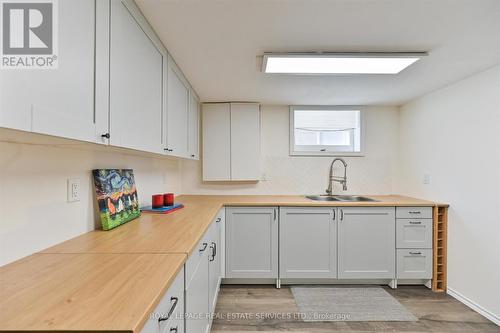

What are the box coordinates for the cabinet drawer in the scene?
[396,219,432,249]
[396,249,432,279]
[141,267,185,333]
[396,207,432,219]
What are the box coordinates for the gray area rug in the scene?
[291,286,418,322]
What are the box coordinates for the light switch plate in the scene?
[67,178,81,202]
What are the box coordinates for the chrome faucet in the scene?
[326,158,348,195]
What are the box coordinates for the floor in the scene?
[211,285,500,332]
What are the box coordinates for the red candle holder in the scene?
[164,193,174,206]
[152,194,164,208]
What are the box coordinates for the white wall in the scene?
[181,105,400,195]
[0,140,181,266]
[397,65,500,322]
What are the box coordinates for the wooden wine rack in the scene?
[432,205,448,292]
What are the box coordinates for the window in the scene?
[290,106,363,156]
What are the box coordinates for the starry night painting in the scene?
[92,169,140,230]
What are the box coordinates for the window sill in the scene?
[289,151,365,157]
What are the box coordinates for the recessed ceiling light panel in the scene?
[262,52,427,74]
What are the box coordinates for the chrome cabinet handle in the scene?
[273,209,277,220]
[101,133,110,139]
[170,327,178,333]
[340,209,344,221]
[199,242,208,252]
[158,297,178,322]
[409,221,422,224]
[332,209,336,220]
[408,211,421,214]
[209,242,216,261]
[216,217,221,223]
[409,251,422,255]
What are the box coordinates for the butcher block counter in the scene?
[41,195,443,256]
[0,253,186,332]
[0,195,447,332]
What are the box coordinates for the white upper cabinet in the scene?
[188,92,200,159]
[230,103,261,180]
[108,0,164,154]
[0,0,106,143]
[1,0,201,159]
[202,103,231,181]
[202,103,261,181]
[166,59,190,157]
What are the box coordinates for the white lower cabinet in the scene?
[185,211,223,333]
[185,238,210,333]
[396,249,432,279]
[338,207,396,279]
[141,267,184,333]
[396,206,433,280]
[225,207,278,278]
[208,211,223,314]
[279,207,337,278]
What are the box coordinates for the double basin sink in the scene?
[306,195,378,202]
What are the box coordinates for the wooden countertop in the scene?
[0,253,186,332]
[41,195,443,256]
[3,194,446,332]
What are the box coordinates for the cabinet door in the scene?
[187,92,200,159]
[185,249,209,333]
[109,0,163,153]
[0,0,105,143]
[338,207,395,279]
[202,104,231,181]
[226,207,278,278]
[280,207,337,278]
[166,61,189,157]
[208,220,221,313]
[230,103,261,180]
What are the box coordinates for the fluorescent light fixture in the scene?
[262,52,427,74]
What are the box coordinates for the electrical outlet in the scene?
[423,174,431,185]
[67,178,80,202]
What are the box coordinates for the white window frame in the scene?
[289,105,365,157]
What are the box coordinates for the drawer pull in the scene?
[409,251,422,255]
[408,211,421,214]
[199,242,208,252]
[209,242,216,262]
[158,297,179,322]
[409,221,422,224]
[170,327,178,333]
[216,217,221,223]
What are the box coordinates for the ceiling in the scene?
[136,0,500,106]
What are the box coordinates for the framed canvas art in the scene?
[92,169,141,230]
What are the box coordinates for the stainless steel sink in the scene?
[305,195,342,201]
[306,195,378,202]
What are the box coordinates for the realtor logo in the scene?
[1,0,58,69]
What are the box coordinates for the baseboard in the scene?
[447,287,500,326]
